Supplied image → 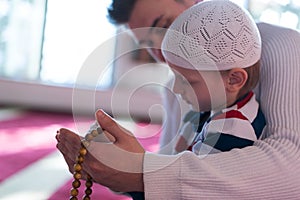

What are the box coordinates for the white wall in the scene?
[0,78,164,122]
[0,21,171,123]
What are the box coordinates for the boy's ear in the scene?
[225,68,248,92]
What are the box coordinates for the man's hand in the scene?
[56,109,145,192]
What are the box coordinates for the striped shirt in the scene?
[190,91,266,154]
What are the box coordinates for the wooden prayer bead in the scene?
[81,140,90,148]
[85,188,92,195]
[79,148,87,156]
[85,180,93,188]
[83,196,91,200]
[91,129,99,137]
[76,155,84,164]
[85,133,94,142]
[73,172,82,180]
[72,180,81,188]
[69,123,101,199]
[70,188,79,196]
[73,163,82,172]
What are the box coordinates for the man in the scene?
[56,0,300,199]
[108,0,203,154]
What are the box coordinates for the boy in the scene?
[162,0,266,154]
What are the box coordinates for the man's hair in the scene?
[107,0,187,25]
[107,0,137,24]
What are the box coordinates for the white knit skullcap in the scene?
[162,0,261,71]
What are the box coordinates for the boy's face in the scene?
[168,62,227,112]
[128,0,199,62]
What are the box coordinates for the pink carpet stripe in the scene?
[0,110,92,183]
[0,148,54,182]
[0,109,161,199]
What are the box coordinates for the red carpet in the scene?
[0,108,161,199]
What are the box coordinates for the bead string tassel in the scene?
[69,124,102,200]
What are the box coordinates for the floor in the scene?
[0,107,160,200]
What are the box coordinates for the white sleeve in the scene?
[144,133,300,199]
[143,23,300,199]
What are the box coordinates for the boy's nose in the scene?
[172,80,184,95]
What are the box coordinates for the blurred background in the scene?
[0,0,299,199]
[0,0,299,119]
